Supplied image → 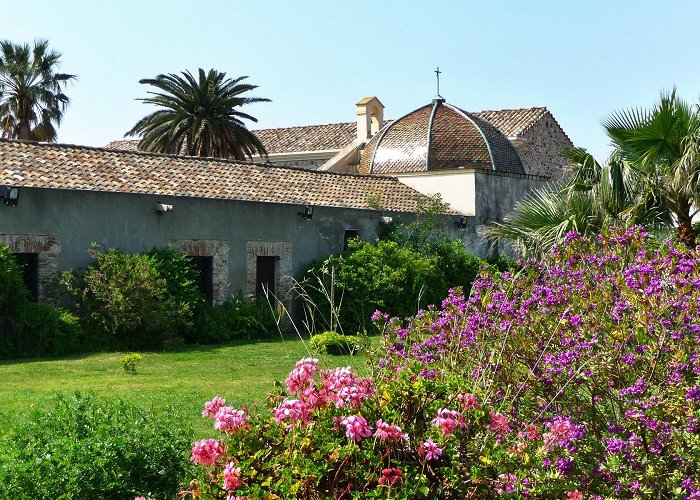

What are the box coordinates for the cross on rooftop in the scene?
[435,66,442,96]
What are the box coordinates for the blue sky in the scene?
[3,0,699,161]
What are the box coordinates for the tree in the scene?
[126,69,270,160]
[0,39,75,142]
[604,89,700,248]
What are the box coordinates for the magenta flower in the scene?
[202,396,226,418]
[489,412,510,435]
[374,419,408,442]
[379,467,403,486]
[421,439,443,461]
[341,415,373,441]
[458,393,480,411]
[273,398,313,427]
[285,357,318,394]
[432,408,466,436]
[223,462,242,490]
[214,406,250,434]
[190,439,225,466]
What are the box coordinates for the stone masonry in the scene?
[169,239,230,305]
[0,234,60,300]
[512,114,574,182]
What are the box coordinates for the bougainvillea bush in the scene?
[182,227,700,498]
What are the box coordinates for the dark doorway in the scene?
[189,256,213,305]
[344,229,359,251]
[13,253,39,302]
[256,256,276,299]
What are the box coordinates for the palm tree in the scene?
[0,39,76,142]
[126,69,270,160]
[604,89,700,248]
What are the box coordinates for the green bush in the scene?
[302,239,485,335]
[14,302,83,357]
[146,247,205,318]
[309,330,369,355]
[61,248,195,349]
[0,393,192,500]
[0,244,28,318]
[190,294,280,344]
[120,352,143,374]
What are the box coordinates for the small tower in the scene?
[356,97,384,140]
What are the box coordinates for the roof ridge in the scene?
[0,138,403,182]
[253,121,355,132]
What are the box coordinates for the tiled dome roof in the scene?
[359,99,525,175]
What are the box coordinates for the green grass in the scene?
[0,337,372,437]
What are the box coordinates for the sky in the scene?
[2,0,700,161]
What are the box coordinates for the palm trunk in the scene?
[677,214,696,249]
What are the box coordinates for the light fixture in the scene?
[0,185,19,206]
[155,202,173,213]
[380,216,393,224]
[454,216,468,229]
[297,204,314,220]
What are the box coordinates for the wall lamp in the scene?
[454,216,468,229]
[297,204,314,220]
[0,185,19,206]
[155,202,173,213]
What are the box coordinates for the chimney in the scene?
[356,97,384,140]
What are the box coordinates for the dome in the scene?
[359,98,524,175]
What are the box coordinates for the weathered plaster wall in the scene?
[473,171,549,256]
[512,115,573,182]
[395,170,476,216]
[0,188,400,304]
[268,158,328,170]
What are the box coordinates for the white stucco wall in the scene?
[394,170,475,216]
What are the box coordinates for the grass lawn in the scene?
[0,337,372,437]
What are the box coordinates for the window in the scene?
[256,256,276,299]
[344,229,359,251]
[189,256,213,305]
[13,253,39,302]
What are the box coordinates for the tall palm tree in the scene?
[126,69,270,160]
[604,89,700,248]
[0,39,75,142]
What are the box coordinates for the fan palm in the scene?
[126,69,270,160]
[0,39,75,141]
[603,89,700,248]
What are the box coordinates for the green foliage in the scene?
[14,302,83,358]
[0,244,28,318]
[0,39,76,142]
[146,247,205,318]
[309,331,369,356]
[302,238,485,335]
[191,294,280,344]
[484,252,521,273]
[61,247,197,349]
[126,68,270,160]
[0,393,192,500]
[120,353,143,375]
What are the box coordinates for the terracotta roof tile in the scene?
[473,107,549,137]
[0,139,431,213]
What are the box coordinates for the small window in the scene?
[256,256,277,299]
[344,230,359,251]
[189,256,213,305]
[13,253,39,302]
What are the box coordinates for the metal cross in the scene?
[435,67,441,96]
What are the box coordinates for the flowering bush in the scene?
[183,227,700,498]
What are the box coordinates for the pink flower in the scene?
[273,398,313,427]
[379,467,403,486]
[321,367,375,408]
[567,491,583,500]
[458,393,480,411]
[190,439,225,466]
[202,396,226,418]
[214,407,250,434]
[421,439,442,461]
[489,411,510,435]
[285,358,318,394]
[341,415,373,441]
[495,472,517,494]
[223,462,242,490]
[432,408,466,436]
[374,419,408,442]
[134,497,148,500]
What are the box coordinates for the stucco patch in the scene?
[169,239,230,305]
[0,234,60,300]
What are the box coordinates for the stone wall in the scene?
[269,158,328,170]
[0,234,60,300]
[512,113,573,182]
[169,239,230,305]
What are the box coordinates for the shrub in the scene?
[0,393,192,499]
[61,247,193,348]
[146,247,205,318]
[190,294,280,344]
[309,331,369,356]
[120,352,143,374]
[180,227,700,498]
[14,302,83,357]
[0,244,28,318]
[301,239,485,335]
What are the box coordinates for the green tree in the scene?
[604,89,700,248]
[0,39,75,141]
[126,68,270,160]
